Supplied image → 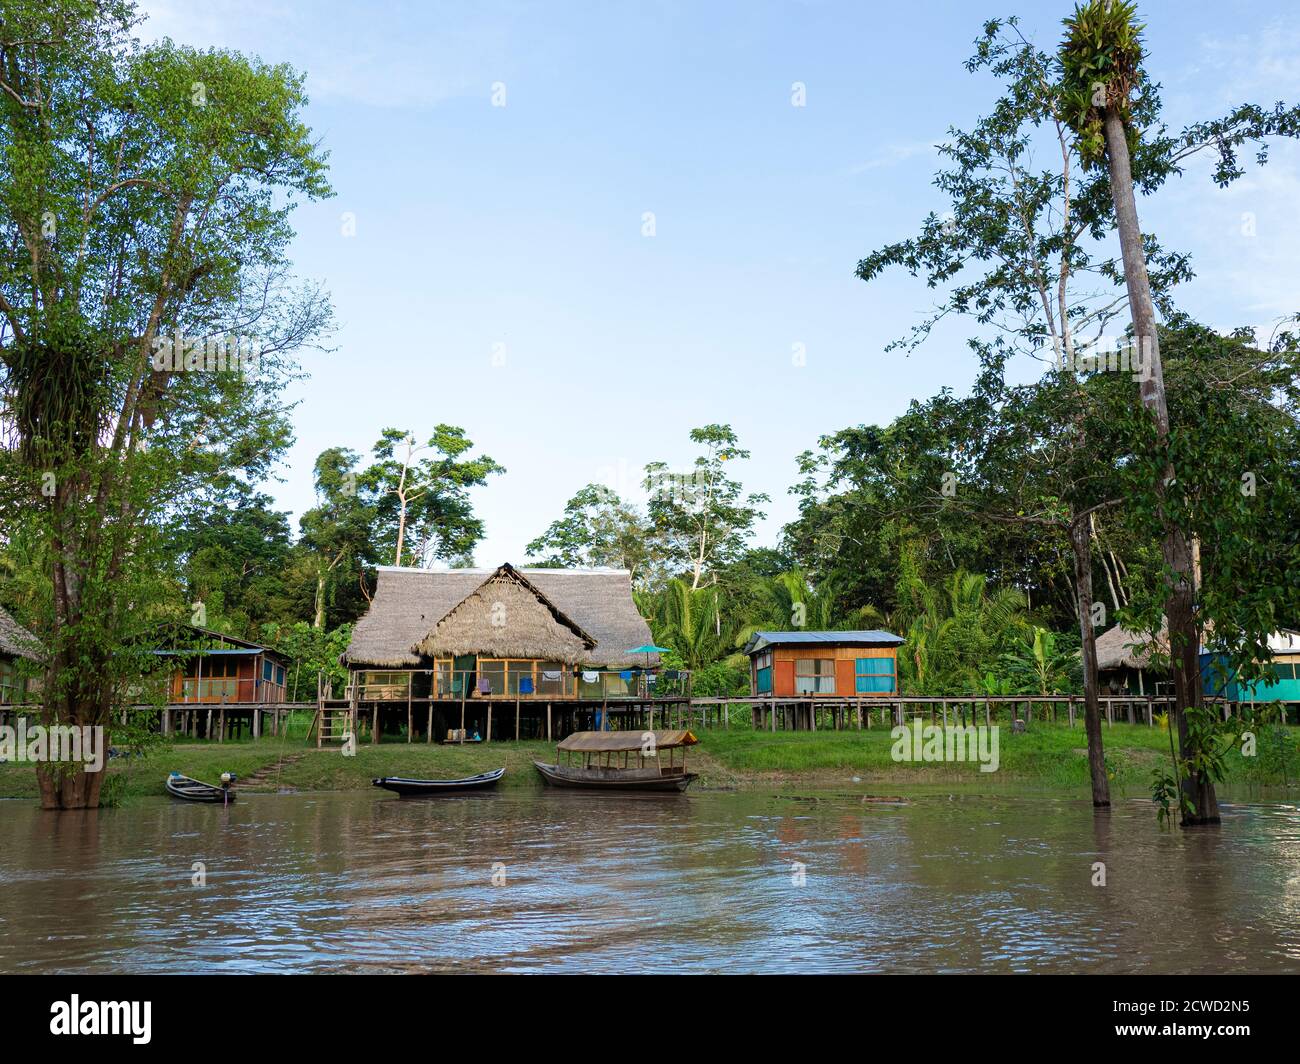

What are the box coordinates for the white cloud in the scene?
[845,140,937,175]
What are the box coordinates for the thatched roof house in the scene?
[1094,623,1168,672]
[344,564,655,670]
[0,605,44,705]
[0,605,43,663]
[1094,621,1300,704]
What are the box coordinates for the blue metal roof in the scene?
[151,648,261,656]
[744,630,904,655]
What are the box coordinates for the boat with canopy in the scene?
[533,729,698,792]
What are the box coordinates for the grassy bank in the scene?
[1,722,1295,802]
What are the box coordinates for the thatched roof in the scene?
[0,605,43,662]
[1096,621,1300,670]
[1095,623,1168,671]
[345,564,657,668]
[414,567,596,662]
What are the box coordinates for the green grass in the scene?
[696,720,1300,790]
[1,720,1295,801]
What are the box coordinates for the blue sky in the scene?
[141,0,1300,564]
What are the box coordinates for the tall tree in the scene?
[0,1,331,807]
[1061,0,1258,823]
[165,488,297,633]
[298,448,376,629]
[365,426,503,568]
[526,483,657,584]
[856,9,1300,809]
[644,424,769,591]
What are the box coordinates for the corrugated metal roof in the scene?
[744,630,904,655]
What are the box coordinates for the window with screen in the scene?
[536,662,566,696]
[478,660,506,695]
[795,658,835,694]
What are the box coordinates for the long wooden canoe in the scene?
[533,761,696,793]
[371,768,505,796]
[166,772,236,803]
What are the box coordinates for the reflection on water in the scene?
[1,788,1298,973]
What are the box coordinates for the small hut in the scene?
[742,630,904,698]
[154,626,289,704]
[1094,623,1170,697]
[1095,621,1300,712]
[1200,629,1300,708]
[0,605,43,706]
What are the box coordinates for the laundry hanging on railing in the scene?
[519,677,534,694]
[582,670,599,684]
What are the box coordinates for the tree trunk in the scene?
[314,569,327,629]
[37,761,105,810]
[38,528,110,809]
[1101,109,1218,826]
[1070,518,1110,807]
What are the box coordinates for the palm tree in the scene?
[894,569,1030,695]
[1061,0,1215,823]
[769,568,837,631]
[647,578,744,672]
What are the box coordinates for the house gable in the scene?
[413,566,596,663]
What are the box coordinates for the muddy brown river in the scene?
[1,788,1297,973]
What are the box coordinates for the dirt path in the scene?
[239,753,307,791]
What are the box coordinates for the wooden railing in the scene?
[345,668,690,703]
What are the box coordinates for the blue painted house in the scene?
[1200,630,1300,706]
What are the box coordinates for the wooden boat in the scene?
[166,771,236,803]
[371,768,505,796]
[534,730,698,793]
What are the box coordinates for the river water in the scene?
[1,788,1297,973]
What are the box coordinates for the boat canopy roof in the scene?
[557,729,698,753]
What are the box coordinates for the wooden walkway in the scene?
[3,693,1285,743]
[684,694,1275,731]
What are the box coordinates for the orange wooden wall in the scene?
[760,645,897,698]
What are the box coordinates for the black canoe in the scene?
[371,768,505,796]
[166,772,236,803]
[533,761,696,793]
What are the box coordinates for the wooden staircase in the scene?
[313,703,356,748]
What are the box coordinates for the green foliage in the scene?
[526,483,655,584]
[644,424,769,589]
[643,578,746,673]
[999,626,1081,696]
[365,426,503,567]
[894,560,1031,696]
[258,621,352,700]
[1059,0,1145,166]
